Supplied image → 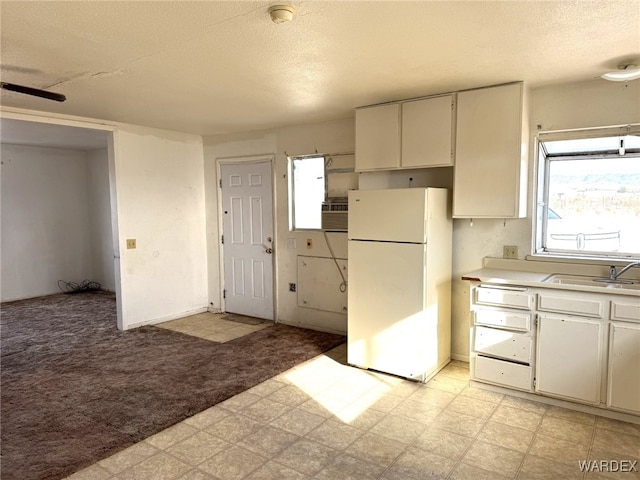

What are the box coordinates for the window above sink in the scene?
[534,124,640,261]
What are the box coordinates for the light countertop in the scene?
[462,258,640,297]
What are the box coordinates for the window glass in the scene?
[291,156,325,230]
[536,131,640,258]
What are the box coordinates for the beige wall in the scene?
[204,119,354,334]
[205,78,639,356]
[449,78,640,359]
[114,125,208,329]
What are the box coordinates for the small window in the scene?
[289,155,325,230]
[534,126,640,258]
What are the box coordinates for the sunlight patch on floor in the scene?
[282,350,400,423]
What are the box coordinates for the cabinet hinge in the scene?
[221,234,224,244]
[219,179,222,188]
[533,378,536,388]
[223,289,226,299]
[534,315,539,327]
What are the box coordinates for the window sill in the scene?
[526,252,640,267]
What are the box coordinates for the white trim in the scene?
[125,307,209,330]
[537,123,640,141]
[0,107,123,330]
[451,353,470,363]
[469,380,640,425]
[0,106,117,130]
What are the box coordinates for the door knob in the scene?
[267,237,272,242]
[265,247,273,254]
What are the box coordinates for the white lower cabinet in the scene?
[469,282,640,418]
[471,285,535,392]
[475,326,532,363]
[535,314,604,404]
[608,322,640,414]
[474,355,533,391]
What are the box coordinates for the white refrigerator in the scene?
[347,187,452,382]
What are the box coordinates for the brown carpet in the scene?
[0,292,345,480]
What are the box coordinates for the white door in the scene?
[536,314,603,404]
[608,322,640,413]
[347,240,429,380]
[220,160,274,320]
[348,188,428,243]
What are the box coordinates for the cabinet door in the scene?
[402,95,454,168]
[536,314,603,404]
[453,82,527,218]
[608,322,640,413]
[355,103,401,171]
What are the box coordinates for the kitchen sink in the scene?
[543,274,640,290]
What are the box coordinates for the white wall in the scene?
[204,118,353,333]
[204,78,640,357]
[448,78,640,359]
[87,148,116,291]
[1,144,93,301]
[114,125,208,328]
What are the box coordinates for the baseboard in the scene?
[125,306,209,329]
[451,352,470,363]
[469,380,640,425]
[277,318,346,336]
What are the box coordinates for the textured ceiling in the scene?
[1,1,639,136]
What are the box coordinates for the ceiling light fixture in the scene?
[268,5,295,24]
[601,64,640,82]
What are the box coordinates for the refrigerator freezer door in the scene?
[348,240,438,380]
[348,188,428,243]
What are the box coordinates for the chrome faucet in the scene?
[609,261,640,281]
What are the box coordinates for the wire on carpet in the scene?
[58,279,102,294]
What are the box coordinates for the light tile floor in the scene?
[157,312,271,343]
[65,318,640,480]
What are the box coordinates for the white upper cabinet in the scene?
[453,82,528,218]
[355,103,401,171]
[355,94,455,172]
[402,95,455,168]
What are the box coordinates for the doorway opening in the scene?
[0,116,122,328]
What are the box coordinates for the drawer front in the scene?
[474,355,533,391]
[474,309,531,332]
[610,300,640,323]
[537,293,603,318]
[474,286,534,310]
[474,326,532,363]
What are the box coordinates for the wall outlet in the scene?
[503,245,518,259]
[289,283,296,292]
[126,238,137,249]
[306,239,312,249]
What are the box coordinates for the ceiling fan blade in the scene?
[1,82,66,102]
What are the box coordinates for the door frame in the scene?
[0,108,123,329]
[216,154,277,321]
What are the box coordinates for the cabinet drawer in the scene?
[610,300,640,323]
[474,309,531,331]
[474,326,532,363]
[537,293,603,318]
[474,286,534,310]
[474,355,533,391]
